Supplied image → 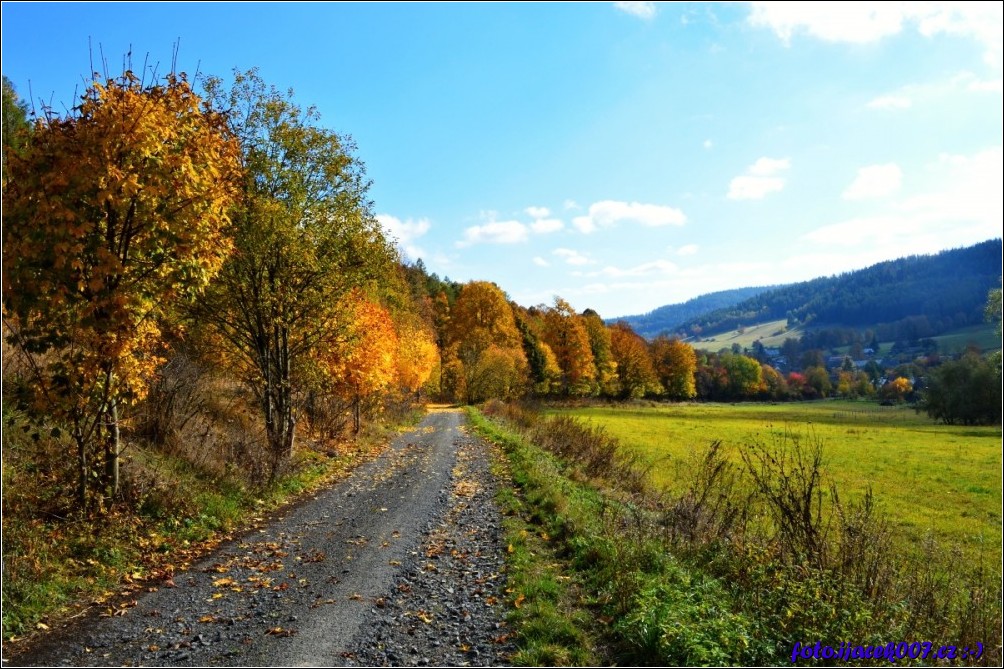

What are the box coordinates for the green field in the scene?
[553,401,1002,560]
[690,320,999,355]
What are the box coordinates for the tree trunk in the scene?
[76,431,88,510]
[104,399,120,500]
[352,395,361,435]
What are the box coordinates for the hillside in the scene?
[622,240,1001,342]
[613,286,774,338]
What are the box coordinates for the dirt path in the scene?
[4,409,513,667]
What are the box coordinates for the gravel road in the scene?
[4,408,513,667]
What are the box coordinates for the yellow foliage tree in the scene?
[320,292,400,433]
[395,320,439,400]
[443,281,527,403]
[540,297,597,396]
[2,71,241,507]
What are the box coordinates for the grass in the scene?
[690,318,796,349]
[691,320,999,355]
[472,408,599,666]
[479,400,1002,666]
[551,400,1002,561]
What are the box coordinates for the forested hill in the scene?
[614,286,774,339]
[629,239,1002,340]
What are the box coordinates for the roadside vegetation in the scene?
[473,401,1002,666]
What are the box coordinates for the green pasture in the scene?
[690,320,999,356]
[553,401,1002,560]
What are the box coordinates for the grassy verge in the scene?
[470,405,768,665]
[472,401,1002,666]
[1,405,420,645]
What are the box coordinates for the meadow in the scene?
[553,400,1002,561]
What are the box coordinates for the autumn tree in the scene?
[2,71,241,506]
[395,318,439,400]
[195,69,396,476]
[443,281,527,403]
[319,291,399,434]
[650,335,697,400]
[581,309,619,397]
[609,322,661,399]
[540,297,596,396]
[513,307,562,396]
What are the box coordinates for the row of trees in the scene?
[420,278,998,414]
[3,69,439,508]
[427,285,698,404]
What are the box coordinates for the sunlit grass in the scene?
[552,401,1002,561]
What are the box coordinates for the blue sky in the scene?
[3,2,1001,318]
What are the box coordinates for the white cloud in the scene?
[572,200,687,234]
[531,218,564,234]
[867,71,1002,113]
[748,157,790,176]
[376,214,432,260]
[866,94,913,110]
[533,256,550,267]
[525,206,551,219]
[804,147,1002,248]
[563,199,581,211]
[572,215,598,234]
[728,156,790,200]
[676,244,699,256]
[749,1,1003,65]
[843,163,902,200]
[594,259,679,278]
[703,139,714,150]
[614,1,656,20]
[554,248,594,266]
[457,219,529,247]
[377,214,431,244]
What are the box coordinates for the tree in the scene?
[196,69,395,477]
[3,71,241,506]
[443,281,527,403]
[319,291,399,434]
[395,319,439,401]
[581,309,619,396]
[609,322,660,399]
[918,353,1001,425]
[2,75,30,178]
[514,307,561,395]
[540,297,596,396]
[650,335,697,400]
[721,352,763,399]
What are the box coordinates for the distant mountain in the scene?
[614,286,774,339]
[619,239,1003,341]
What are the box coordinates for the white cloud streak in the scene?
[457,219,529,247]
[553,248,594,266]
[572,200,687,234]
[749,2,1003,65]
[614,1,656,20]
[531,218,564,234]
[728,156,790,200]
[842,163,902,200]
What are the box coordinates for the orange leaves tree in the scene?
[443,281,528,403]
[2,72,241,507]
[650,335,697,400]
[319,291,400,434]
[195,70,396,476]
